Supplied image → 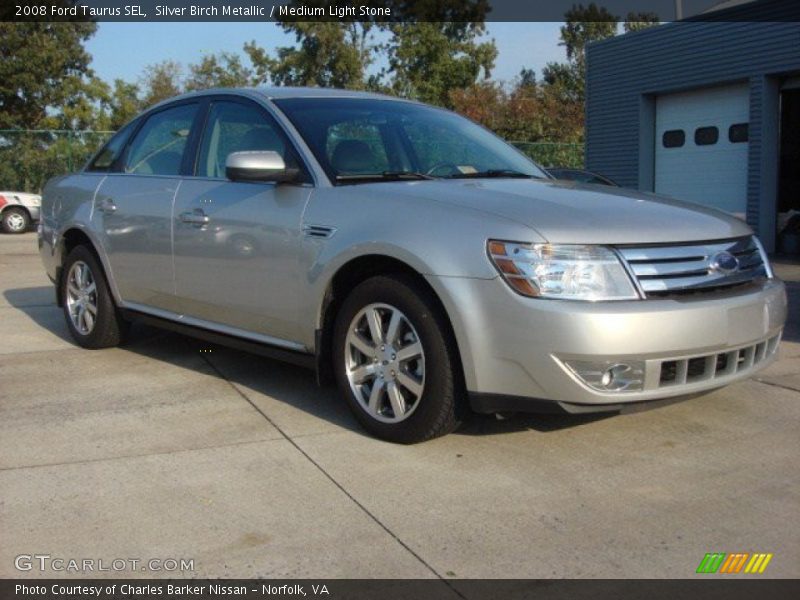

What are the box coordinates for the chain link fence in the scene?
[0,129,585,194]
[0,129,114,193]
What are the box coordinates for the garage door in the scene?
[655,84,749,216]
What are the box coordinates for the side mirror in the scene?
[225,151,298,183]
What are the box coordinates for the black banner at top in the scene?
[3,0,800,22]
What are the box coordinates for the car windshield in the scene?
[273,97,548,184]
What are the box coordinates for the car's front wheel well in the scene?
[316,255,463,389]
[56,229,101,306]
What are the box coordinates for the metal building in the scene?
[585,0,800,253]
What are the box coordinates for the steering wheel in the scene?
[425,162,461,177]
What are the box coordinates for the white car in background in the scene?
[0,191,41,233]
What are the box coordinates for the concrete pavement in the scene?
[1,232,798,580]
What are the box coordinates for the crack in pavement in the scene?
[200,354,465,599]
[0,436,284,472]
[754,378,800,394]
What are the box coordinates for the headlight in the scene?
[487,241,640,301]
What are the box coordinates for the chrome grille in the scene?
[617,237,767,296]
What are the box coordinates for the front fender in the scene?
[297,186,541,346]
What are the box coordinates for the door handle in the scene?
[179,209,210,226]
[97,199,117,213]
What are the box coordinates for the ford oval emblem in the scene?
[710,251,739,274]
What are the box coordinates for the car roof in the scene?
[257,87,403,101]
[153,87,410,108]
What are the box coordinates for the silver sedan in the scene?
[38,88,787,443]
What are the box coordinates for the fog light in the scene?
[564,360,645,392]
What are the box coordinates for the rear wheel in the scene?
[1,207,30,234]
[61,245,128,348]
[333,274,464,443]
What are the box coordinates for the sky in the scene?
[84,22,565,88]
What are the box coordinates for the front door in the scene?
[94,102,200,311]
[172,99,311,344]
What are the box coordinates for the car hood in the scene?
[369,178,752,244]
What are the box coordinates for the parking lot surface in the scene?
[1,232,798,579]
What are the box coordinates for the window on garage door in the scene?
[694,126,719,146]
[729,123,749,143]
[662,130,685,148]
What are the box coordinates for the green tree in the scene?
[185,52,256,91]
[244,1,496,104]
[542,3,618,103]
[385,22,496,107]
[52,74,111,130]
[624,12,660,33]
[106,79,142,130]
[245,22,375,89]
[518,68,537,90]
[450,78,584,153]
[0,21,107,192]
[0,22,98,129]
[560,3,618,62]
[140,60,183,107]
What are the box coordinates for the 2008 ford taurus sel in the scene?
[39,88,787,443]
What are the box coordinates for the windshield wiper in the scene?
[382,170,437,180]
[335,171,437,184]
[447,169,543,180]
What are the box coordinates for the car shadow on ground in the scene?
[2,286,674,440]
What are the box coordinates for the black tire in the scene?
[61,245,129,349]
[1,207,30,234]
[333,274,465,443]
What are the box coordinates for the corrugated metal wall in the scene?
[585,17,800,247]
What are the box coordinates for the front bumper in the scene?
[426,275,787,413]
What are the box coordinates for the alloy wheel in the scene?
[65,261,98,335]
[345,303,425,423]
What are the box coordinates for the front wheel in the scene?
[333,274,464,443]
[61,245,129,348]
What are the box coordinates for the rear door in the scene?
[94,101,201,311]
[172,97,312,344]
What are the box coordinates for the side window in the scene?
[694,126,719,146]
[197,101,300,179]
[86,121,136,172]
[123,104,198,176]
[662,130,685,148]
[326,120,390,175]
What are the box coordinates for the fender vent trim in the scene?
[302,224,336,239]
